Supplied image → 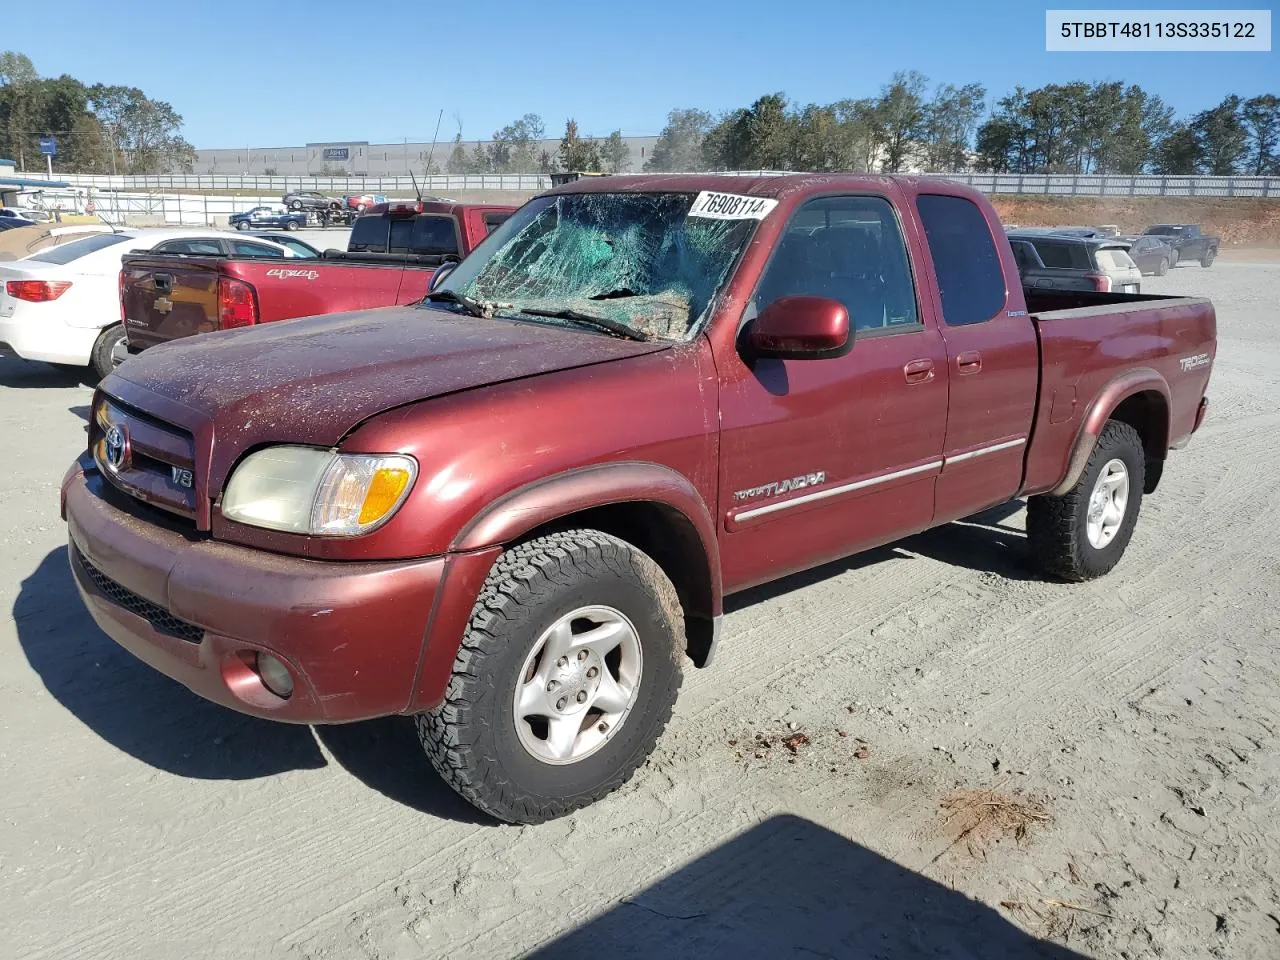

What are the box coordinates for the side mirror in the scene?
[429,261,458,291]
[744,295,852,360]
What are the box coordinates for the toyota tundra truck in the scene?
[61,174,1216,824]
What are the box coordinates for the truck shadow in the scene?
[14,548,492,823]
[528,813,1088,959]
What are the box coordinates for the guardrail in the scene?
[18,170,1280,198]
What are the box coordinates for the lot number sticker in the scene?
[687,191,778,221]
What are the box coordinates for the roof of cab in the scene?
[540,171,988,204]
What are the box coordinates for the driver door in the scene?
[714,192,949,592]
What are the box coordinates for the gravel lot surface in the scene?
[1,260,1276,959]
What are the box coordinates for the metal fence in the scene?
[90,193,284,227]
[19,170,1280,198]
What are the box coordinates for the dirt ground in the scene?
[1,259,1277,960]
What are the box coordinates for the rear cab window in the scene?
[348,216,390,252]
[1093,247,1137,272]
[915,194,1005,326]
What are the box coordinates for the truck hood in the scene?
[105,305,670,451]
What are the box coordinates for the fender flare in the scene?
[1049,367,1171,497]
[451,460,723,618]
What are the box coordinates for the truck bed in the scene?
[1022,290,1217,495]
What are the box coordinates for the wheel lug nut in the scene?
[557,657,568,668]
[577,650,589,661]
[576,690,588,703]
[556,697,567,710]
[586,667,599,679]
[546,680,559,692]
[598,722,609,733]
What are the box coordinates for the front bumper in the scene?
[62,456,451,723]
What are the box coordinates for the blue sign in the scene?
[322,147,349,161]
[39,136,57,156]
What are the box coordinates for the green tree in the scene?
[488,113,545,172]
[558,119,601,172]
[446,133,471,174]
[1191,96,1248,175]
[600,129,630,173]
[0,50,37,86]
[1241,94,1280,175]
[1152,125,1199,174]
[644,108,713,171]
[469,142,491,173]
[88,84,194,173]
[874,71,928,171]
[921,82,986,171]
[703,93,792,169]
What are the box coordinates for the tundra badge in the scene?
[734,471,826,502]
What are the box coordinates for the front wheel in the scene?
[1027,420,1145,582]
[1200,249,1216,268]
[235,221,250,231]
[89,324,126,381]
[285,219,300,231]
[1156,257,1169,276]
[417,529,685,824]
[289,200,303,211]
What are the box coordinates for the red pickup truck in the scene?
[63,174,1215,824]
[120,200,516,354]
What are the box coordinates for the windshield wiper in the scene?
[424,289,510,319]
[515,307,651,342]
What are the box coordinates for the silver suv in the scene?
[1007,231,1143,294]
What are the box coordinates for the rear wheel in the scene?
[1170,249,1179,267]
[288,200,303,211]
[1027,420,1145,582]
[1156,257,1169,276]
[285,219,300,231]
[89,324,126,381]
[1200,248,1216,268]
[417,529,685,824]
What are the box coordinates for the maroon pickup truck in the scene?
[120,200,516,355]
[62,174,1215,824]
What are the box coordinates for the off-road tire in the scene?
[417,529,685,824]
[89,324,125,381]
[1156,257,1169,276]
[1200,248,1216,268]
[1027,420,1145,582]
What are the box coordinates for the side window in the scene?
[482,212,511,235]
[916,194,1006,326]
[232,241,285,258]
[753,195,920,334]
[1031,240,1074,269]
[1010,240,1042,273]
[409,216,460,256]
[348,216,389,252]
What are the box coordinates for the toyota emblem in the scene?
[104,423,129,471]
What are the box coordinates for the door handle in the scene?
[903,358,935,384]
[956,351,983,375]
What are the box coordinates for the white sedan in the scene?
[0,228,308,379]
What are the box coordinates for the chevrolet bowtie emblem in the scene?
[154,296,173,314]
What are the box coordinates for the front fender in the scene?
[1049,367,1171,496]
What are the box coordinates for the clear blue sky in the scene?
[6,0,1275,147]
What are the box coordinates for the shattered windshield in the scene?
[431,192,766,341]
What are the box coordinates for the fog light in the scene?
[256,653,294,699]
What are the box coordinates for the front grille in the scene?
[72,546,204,644]
[91,396,198,523]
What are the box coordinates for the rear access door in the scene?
[908,190,1039,524]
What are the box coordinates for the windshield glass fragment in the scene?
[432,192,763,341]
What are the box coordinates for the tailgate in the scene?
[122,255,224,353]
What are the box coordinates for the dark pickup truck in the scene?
[1141,224,1220,267]
[120,200,516,355]
[64,174,1215,824]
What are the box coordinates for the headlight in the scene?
[221,445,417,536]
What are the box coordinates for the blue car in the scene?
[0,214,38,231]
[229,206,308,232]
